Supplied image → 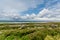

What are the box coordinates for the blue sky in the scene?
[0,0,60,21]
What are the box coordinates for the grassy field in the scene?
[0,22,60,40]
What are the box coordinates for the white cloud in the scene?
[0,0,60,22]
[0,0,44,20]
[21,7,60,21]
[0,0,43,12]
[36,8,60,21]
[37,8,49,17]
[35,2,60,20]
[17,0,60,21]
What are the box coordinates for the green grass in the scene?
[0,22,60,40]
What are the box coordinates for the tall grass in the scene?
[0,23,60,40]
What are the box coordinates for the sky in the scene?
[0,0,60,22]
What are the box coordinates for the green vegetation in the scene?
[0,22,60,40]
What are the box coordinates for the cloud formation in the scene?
[0,0,43,12]
[0,0,60,22]
[0,0,44,20]
[21,8,60,21]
